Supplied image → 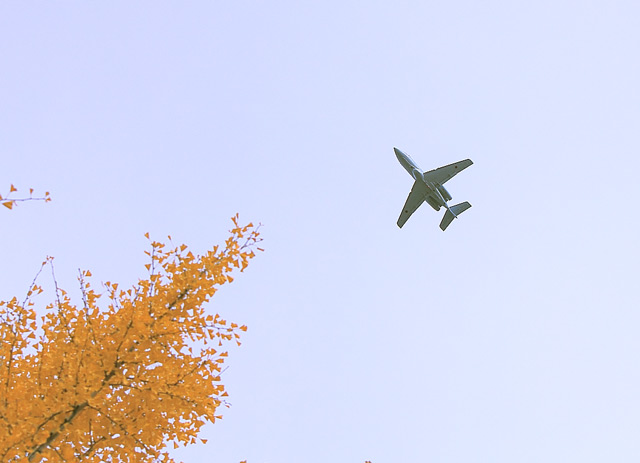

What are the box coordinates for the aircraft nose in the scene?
[393,147,404,158]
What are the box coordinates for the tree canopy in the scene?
[1,212,261,462]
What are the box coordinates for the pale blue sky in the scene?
[2,2,640,462]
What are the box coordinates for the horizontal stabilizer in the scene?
[439,202,472,231]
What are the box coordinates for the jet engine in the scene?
[436,184,452,202]
[426,196,441,211]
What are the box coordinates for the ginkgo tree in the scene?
[1,196,261,462]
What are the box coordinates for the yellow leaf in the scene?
[10,184,17,192]
[61,446,74,459]
[85,270,92,277]
[29,188,34,194]
[3,201,13,210]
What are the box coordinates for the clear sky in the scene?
[2,2,640,462]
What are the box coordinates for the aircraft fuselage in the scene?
[394,148,450,211]
[395,147,421,178]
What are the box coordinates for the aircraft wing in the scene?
[422,159,473,185]
[397,179,428,228]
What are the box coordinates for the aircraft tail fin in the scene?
[439,202,472,231]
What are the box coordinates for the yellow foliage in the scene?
[0,216,261,462]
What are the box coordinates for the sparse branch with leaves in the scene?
[0,215,261,462]
[1,184,51,210]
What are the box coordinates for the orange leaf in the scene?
[2,201,13,210]
[61,446,74,459]
[10,184,17,192]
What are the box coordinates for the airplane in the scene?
[395,147,473,231]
